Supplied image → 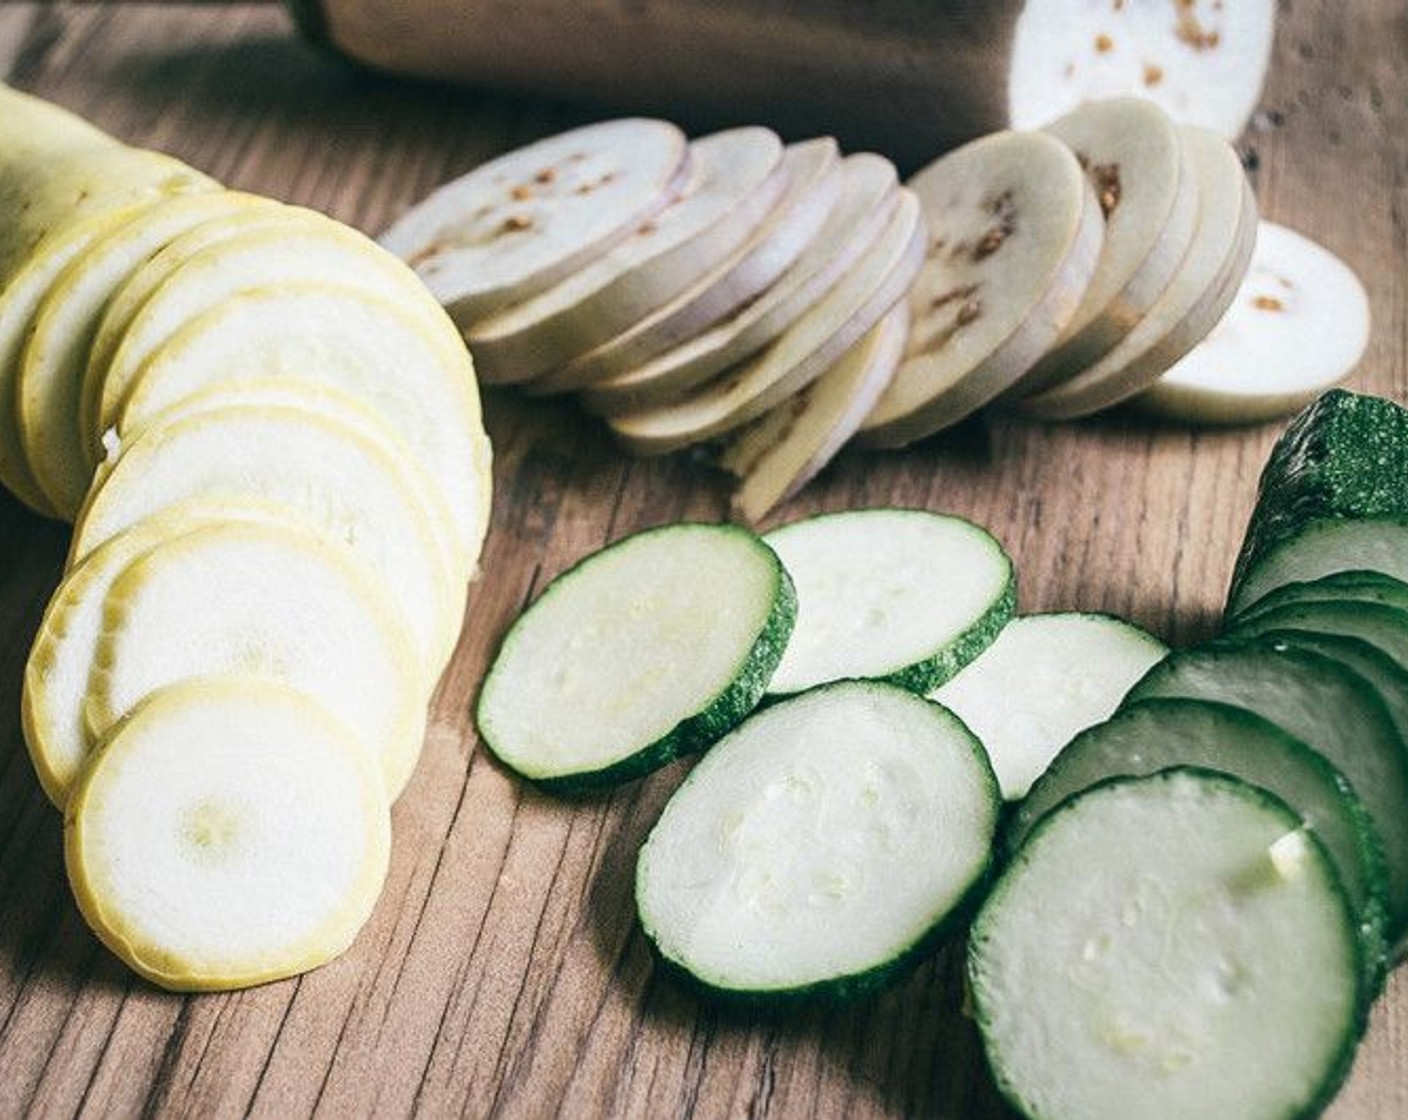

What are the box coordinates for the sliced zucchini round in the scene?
[762,508,1014,697]
[1126,638,1408,946]
[0,202,161,517]
[1008,697,1390,997]
[930,611,1167,800]
[1229,599,1408,675]
[81,198,295,443]
[66,677,390,992]
[637,680,998,999]
[1228,516,1408,622]
[1231,570,1408,623]
[970,768,1362,1120]
[476,523,795,791]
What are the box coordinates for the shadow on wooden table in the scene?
[65,11,607,228]
[556,738,1018,1117]
[0,494,132,1001]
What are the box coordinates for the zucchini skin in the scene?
[1228,389,1408,616]
[477,522,797,794]
[764,506,1018,697]
[644,872,990,1008]
[881,574,1016,696]
[1234,570,1408,623]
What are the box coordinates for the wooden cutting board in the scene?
[0,2,1404,1116]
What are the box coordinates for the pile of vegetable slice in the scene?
[975,389,1408,1119]
[384,93,1371,520]
[3,84,493,990]
[478,389,1408,1117]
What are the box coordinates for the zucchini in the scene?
[475,523,794,791]
[1008,697,1389,997]
[1125,638,1408,945]
[762,508,1015,696]
[930,611,1166,800]
[1233,569,1408,623]
[1227,389,1408,618]
[1230,599,1408,675]
[970,768,1363,1120]
[636,680,998,1000]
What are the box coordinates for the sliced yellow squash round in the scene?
[86,518,425,797]
[17,189,270,516]
[117,282,491,571]
[65,677,390,992]
[24,500,294,808]
[72,387,463,677]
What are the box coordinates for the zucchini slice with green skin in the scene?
[1227,389,1408,618]
[1125,638,1408,946]
[1227,624,1408,763]
[1230,599,1408,674]
[1232,569,1408,624]
[970,768,1364,1120]
[1007,697,1389,998]
[762,508,1015,697]
[476,523,794,792]
[637,680,998,1000]
[1228,517,1408,622]
[930,611,1167,800]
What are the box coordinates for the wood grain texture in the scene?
[1,2,1405,1116]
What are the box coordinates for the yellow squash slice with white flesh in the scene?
[16,190,271,519]
[71,389,463,677]
[379,117,692,325]
[582,153,902,416]
[115,282,491,567]
[86,519,425,798]
[1003,97,1201,401]
[79,196,295,440]
[0,203,162,517]
[608,188,925,456]
[1018,124,1257,419]
[530,137,844,394]
[1137,221,1373,425]
[858,130,1104,448]
[0,84,117,172]
[1006,0,1275,139]
[721,302,909,523]
[24,501,297,808]
[65,677,391,992]
[91,208,466,452]
[0,141,215,285]
[466,126,790,385]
